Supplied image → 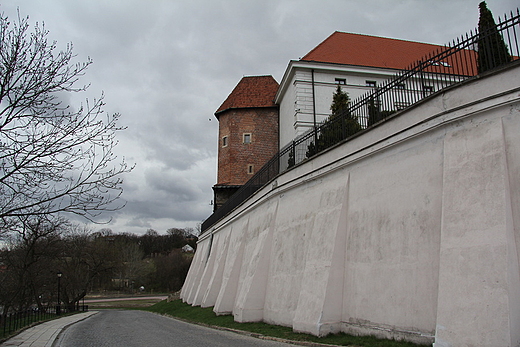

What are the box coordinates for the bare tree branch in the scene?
[0,10,133,232]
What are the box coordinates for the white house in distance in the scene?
[275,31,465,147]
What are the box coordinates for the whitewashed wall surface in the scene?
[181,63,520,347]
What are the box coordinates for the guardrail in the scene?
[1,305,88,339]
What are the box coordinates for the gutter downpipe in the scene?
[312,69,317,145]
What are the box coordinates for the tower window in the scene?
[222,136,228,147]
[248,164,254,174]
[243,133,251,144]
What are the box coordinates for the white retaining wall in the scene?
[181,63,520,347]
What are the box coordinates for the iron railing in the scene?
[202,8,520,232]
[0,305,89,339]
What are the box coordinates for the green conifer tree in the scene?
[477,1,511,73]
[330,84,350,117]
[306,85,361,158]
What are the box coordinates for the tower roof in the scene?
[215,75,279,117]
[301,31,446,70]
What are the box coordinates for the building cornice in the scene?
[274,60,402,104]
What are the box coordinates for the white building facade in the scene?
[275,60,400,147]
[275,31,466,148]
[182,62,520,347]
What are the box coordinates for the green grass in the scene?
[144,300,429,347]
[87,299,164,309]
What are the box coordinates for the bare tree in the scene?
[0,10,131,232]
[150,249,192,292]
[0,217,64,313]
[58,229,118,310]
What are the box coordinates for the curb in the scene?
[0,311,99,347]
[153,312,359,347]
[51,311,99,347]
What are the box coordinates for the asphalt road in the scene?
[54,310,299,347]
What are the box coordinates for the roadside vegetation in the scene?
[145,299,428,347]
[1,226,196,316]
[85,295,167,309]
[0,6,196,320]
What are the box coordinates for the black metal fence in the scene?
[1,305,89,339]
[202,8,520,233]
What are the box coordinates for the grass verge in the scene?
[86,299,164,309]
[144,300,428,347]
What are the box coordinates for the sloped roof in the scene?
[301,31,446,70]
[215,75,279,116]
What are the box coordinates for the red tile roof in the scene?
[302,31,447,70]
[215,75,279,116]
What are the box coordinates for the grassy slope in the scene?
[86,299,164,309]
[144,300,428,347]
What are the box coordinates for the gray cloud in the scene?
[2,0,517,234]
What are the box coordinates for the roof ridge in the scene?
[331,30,441,46]
[242,74,275,77]
[300,31,447,70]
[301,31,339,61]
[215,75,279,116]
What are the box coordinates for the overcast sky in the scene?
[1,0,517,235]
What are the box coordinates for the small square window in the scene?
[248,164,254,174]
[222,136,228,147]
[335,78,346,85]
[243,133,251,144]
[366,80,377,87]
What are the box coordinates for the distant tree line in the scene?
[0,220,197,314]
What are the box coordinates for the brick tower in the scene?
[213,75,279,212]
